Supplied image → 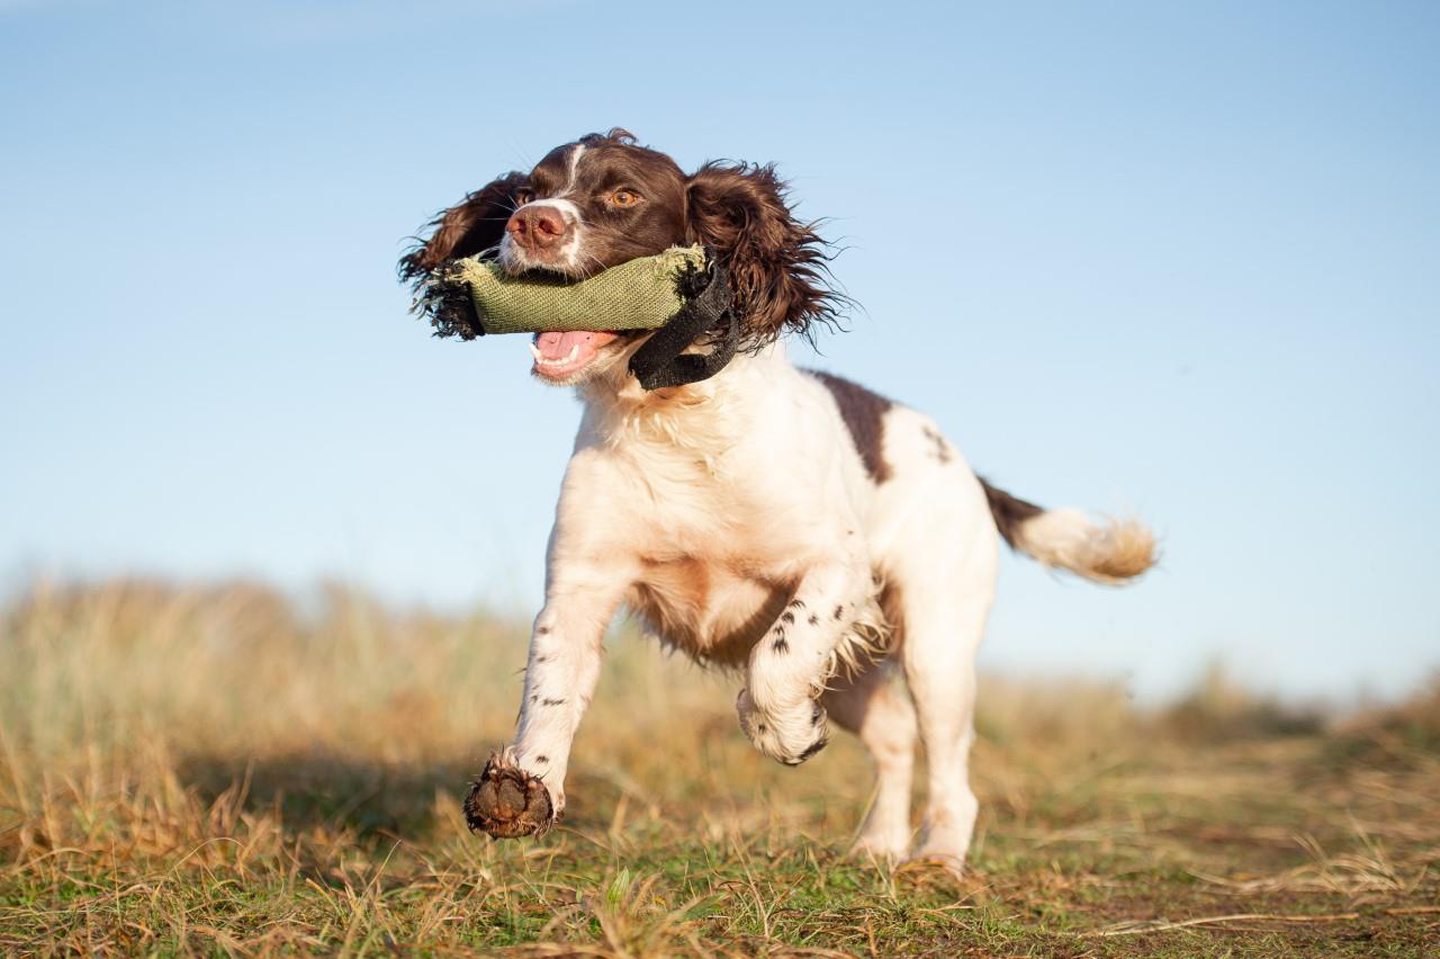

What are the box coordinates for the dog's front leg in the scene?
[464,566,627,839]
[737,561,871,766]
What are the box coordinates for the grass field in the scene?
[1,580,1437,957]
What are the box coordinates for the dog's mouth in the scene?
[528,330,624,382]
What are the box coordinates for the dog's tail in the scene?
[980,478,1156,585]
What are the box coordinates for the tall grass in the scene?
[0,577,1412,828]
[4,578,1336,765]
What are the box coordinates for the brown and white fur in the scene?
[400,130,1155,869]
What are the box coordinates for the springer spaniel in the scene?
[400,130,1154,869]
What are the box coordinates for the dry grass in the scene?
[1,579,1437,957]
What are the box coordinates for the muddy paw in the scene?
[463,753,555,839]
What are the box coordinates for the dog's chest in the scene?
[576,376,834,663]
[610,449,807,664]
[628,553,788,665]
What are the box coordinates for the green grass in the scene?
[1,580,1437,956]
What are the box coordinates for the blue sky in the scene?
[2,1,1437,702]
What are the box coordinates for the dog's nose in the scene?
[507,205,569,250]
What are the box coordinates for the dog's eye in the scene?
[607,189,641,208]
[514,188,536,206]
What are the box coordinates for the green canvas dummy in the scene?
[427,245,707,337]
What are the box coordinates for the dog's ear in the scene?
[398,171,529,287]
[686,161,838,345]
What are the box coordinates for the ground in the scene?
[1,581,1436,957]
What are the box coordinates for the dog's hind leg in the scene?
[822,658,916,860]
[897,581,992,872]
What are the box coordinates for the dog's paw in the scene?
[736,688,830,766]
[463,752,556,839]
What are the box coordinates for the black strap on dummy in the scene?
[628,255,740,391]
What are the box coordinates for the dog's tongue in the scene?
[535,330,604,361]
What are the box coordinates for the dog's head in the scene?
[399,129,839,386]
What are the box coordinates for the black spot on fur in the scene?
[536,626,551,635]
[979,477,1044,549]
[773,637,790,653]
[541,698,566,706]
[786,737,829,765]
[535,654,550,663]
[780,611,795,625]
[788,599,805,609]
[922,425,954,464]
[809,370,894,483]
[535,755,549,764]
[807,613,819,626]
[834,605,843,620]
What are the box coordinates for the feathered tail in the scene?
[980,479,1156,585]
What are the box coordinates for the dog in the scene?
[399,129,1155,869]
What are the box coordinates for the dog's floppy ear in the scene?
[686,161,838,345]
[398,171,529,287]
